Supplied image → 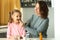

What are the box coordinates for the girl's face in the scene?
[12,12,21,23]
[34,3,41,16]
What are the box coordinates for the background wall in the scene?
[23,7,54,38]
[51,0,54,7]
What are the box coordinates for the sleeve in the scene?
[7,23,11,38]
[22,27,26,37]
[25,14,38,36]
[25,26,38,36]
[25,18,49,36]
[36,18,49,33]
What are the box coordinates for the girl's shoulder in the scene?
[8,22,13,27]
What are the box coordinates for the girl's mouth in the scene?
[17,19,20,21]
[17,19,20,23]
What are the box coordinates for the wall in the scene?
[51,0,54,7]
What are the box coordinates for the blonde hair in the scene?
[8,9,22,23]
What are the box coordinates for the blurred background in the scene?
[0,0,54,38]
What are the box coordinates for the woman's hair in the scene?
[8,9,22,23]
[37,1,49,19]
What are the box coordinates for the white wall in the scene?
[54,0,60,39]
[47,7,54,38]
[51,0,54,7]
[23,7,54,38]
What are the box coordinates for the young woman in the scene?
[25,1,49,38]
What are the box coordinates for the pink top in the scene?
[7,23,26,38]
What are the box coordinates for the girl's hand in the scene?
[7,36,15,40]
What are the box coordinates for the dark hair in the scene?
[8,9,22,23]
[37,1,49,19]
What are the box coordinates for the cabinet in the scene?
[20,0,51,7]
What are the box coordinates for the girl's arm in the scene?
[7,23,13,40]
[21,23,26,37]
[19,20,26,37]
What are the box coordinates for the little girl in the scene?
[7,9,26,40]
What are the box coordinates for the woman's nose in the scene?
[34,7,36,10]
[34,7,37,11]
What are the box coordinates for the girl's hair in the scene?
[37,1,49,19]
[8,9,22,23]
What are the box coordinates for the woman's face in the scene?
[12,12,21,23]
[34,3,41,16]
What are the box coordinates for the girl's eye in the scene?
[16,16,18,17]
[16,16,21,17]
[18,15,21,17]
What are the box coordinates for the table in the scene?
[0,38,56,40]
[26,38,55,40]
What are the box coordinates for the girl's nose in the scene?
[17,17,20,19]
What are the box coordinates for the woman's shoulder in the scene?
[45,17,49,21]
[43,17,49,22]
[32,14,39,19]
[32,14,37,17]
[41,17,49,20]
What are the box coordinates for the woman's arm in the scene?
[25,14,38,36]
[25,18,49,37]
[25,26,38,36]
[36,18,49,34]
